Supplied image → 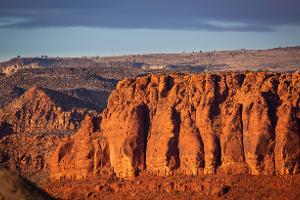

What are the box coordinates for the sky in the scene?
[0,0,300,61]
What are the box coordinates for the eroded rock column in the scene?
[146,106,180,176]
[275,74,300,175]
[178,109,204,175]
[103,104,148,178]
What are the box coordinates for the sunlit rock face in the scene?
[50,72,300,179]
[49,114,110,180]
[0,86,91,135]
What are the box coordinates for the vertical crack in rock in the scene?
[220,73,248,173]
[166,108,180,171]
[195,74,220,174]
[241,73,276,175]
[159,75,174,98]
[178,108,205,175]
[103,104,148,178]
[146,106,180,176]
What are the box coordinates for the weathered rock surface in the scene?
[50,114,111,180]
[0,169,53,200]
[0,86,94,135]
[0,133,60,180]
[101,72,300,177]
[50,72,300,179]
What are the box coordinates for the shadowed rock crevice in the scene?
[166,108,180,171]
[101,103,149,178]
[159,75,174,98]
[0,120,13,137]
[142,105,150,172]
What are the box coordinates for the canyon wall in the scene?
[51,72,300,179]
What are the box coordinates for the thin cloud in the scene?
[0,0,299,31]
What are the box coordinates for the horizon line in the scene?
[1,45,300,63]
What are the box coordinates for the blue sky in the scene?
[1,0,300,61]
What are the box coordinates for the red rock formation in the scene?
[0,169,53,200]
[50,72,300,179]
[50,114,110,180]
[0,133,60,179]
[275,73,300,175]
[0,86,93,134]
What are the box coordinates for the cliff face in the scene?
[50,72,300,179]
[0,86,94,135]
[49,115,110,180]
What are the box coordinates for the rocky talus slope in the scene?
[0,169,53,200]
[0,86,95,135]
[50,72,300,179]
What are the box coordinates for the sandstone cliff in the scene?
[49,114,111,180]
[51,72,300,179]
[0,86,95,135]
